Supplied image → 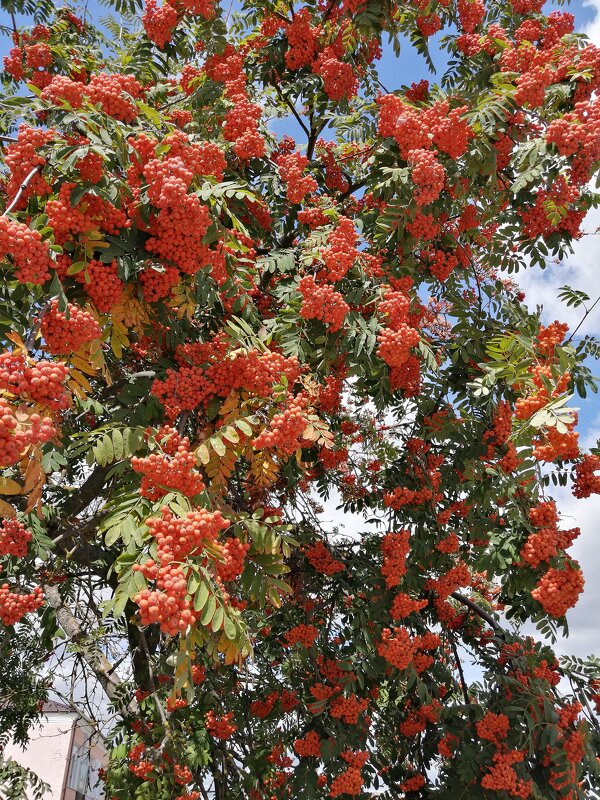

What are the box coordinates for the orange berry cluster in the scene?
[285,8,317,69]
[400,700,440,736]
[457,0,485,32]
[139,265,180,302]
[476,712,510,742]
[406,210,441,240]
[276,151,317,204]
[481,750,531,797]
[400,774,426,792]
[145,506,229,563]
[531,561,584,618]
[0,352,69,410]
[151,365,212,419]
[153,342,301,420]
[0,216,52,285]
[294,731,321,758]
[520,503,579,569]
[4,126,53,210]
[134,562,198,635]
[205,710,237,740]
[378,287,410,328]
[0,399,56,467]
[205,45,265,160]
[41,75,85,107]
[547,98,600,185]
[252,394,309,455]
[77,151,104,183]
[142,0,179,49]
[380,530,410,588]
[417,13,442,37]
[250,691,278,719]
[424,248,459,282]
[321,217,358,282]
[435,532,459,553]
[0,583,43,625]
[330,692,368,724]
[313,48,357,101]
[329,766,363,797]
[408,148,445,205]
[87,73,143,122]
[132,505,229,634]
[572,453,600,498]
[377,626,415,670]
[41,73,142,122]
[427,561,471,600]
[284,623,319,648]
[299,276,349,332]
[376,325,420,369]
[127,743,154,780]
[305,540,345,575]
[532,422,579,463]
[390,592,427,619]
[173,764,192,786]
[144,176,211,276]
[216,537,250,582]
[47,180,128,246]
[131,427,205,500]
[520,178,583,239]
[378,95,472,161]
[41,300,101,354]
[0,519,32,558]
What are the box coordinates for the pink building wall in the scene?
[4,706,107,799]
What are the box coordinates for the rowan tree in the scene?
[0,0,599,797]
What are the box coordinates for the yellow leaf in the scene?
[111,333,123,359]
[5,331,26,352]
[70,369,93,393]
[71,354,98,377]
[0,477,22,495]
[0,499,16,518]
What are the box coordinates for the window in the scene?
[67,744,90,794]
[67,743,104,799]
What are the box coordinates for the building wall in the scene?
[3,712,76,799]
[4,713,107,800]
[64,720,107,800]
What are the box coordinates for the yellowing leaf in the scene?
[71,354,98,377]
[0,499,17,518]
[70,369,93,393]
[196,443,210,465]
[212,437,226,457]
[0,477,22,495]
[5,331,26,352]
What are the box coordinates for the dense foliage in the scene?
[1,0,600,797]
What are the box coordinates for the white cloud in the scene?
[582,0,600,45]
[516,205,600,336]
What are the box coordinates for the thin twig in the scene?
[273,81,311,138]
[566,294,600,343]
[3,165,42,215]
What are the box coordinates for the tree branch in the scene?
[3,166,42,215]
[448,632,470,705]
[42,583,137,716]
[451,591,503,632]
